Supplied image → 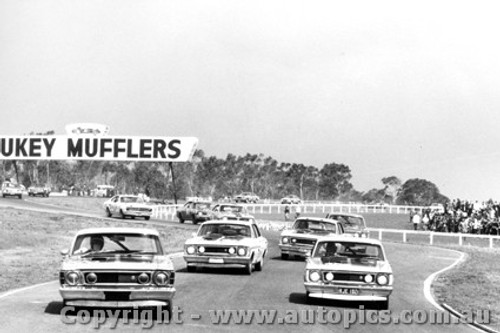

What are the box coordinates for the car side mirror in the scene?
[60,249,69,256]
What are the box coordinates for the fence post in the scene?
[490,237,494,249]
[277,205,280,213]
[459,235,463,246]
[260,205,263,214]
[403,231,407,243]
[430,232,433,245]
[378,230,382,241]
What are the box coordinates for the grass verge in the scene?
[432,245,500,330]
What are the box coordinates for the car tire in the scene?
[187,265,196,273]
[119,209,126,219]
[17,194,22,199]
[192,215,198,225]
[255,254,264,271]
[145,216,150,221]
[244,262,253,275]
[178,214,184,223]
[106,208,112,217]
[281,253,289,260]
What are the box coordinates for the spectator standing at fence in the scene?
[295,205,301,219]
[284,205,290,221]
[422,209,430,231]
[412,211,421,231]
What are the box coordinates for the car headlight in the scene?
[309,270,321,282]
[65,271,80,286]
[376,274,389,285]
[154,271,170,286]
[361,233,367,238]
[198,246,205,253]
[291,238,296,243]
[186,246,196,254]
[237,247,247,256]
[364,274,374,283]
[138,272,150,284]
[282,237,289,244]
[85,272,97,284]
[228,247,236,255]
[324,272,334,281]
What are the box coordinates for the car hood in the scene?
[61,254,174,271]
[185,236,254,247]
[306,257,392,273]
[281,229,337,238]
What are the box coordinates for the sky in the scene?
[2,0,500,201]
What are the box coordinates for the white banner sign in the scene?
[0,136,198,162]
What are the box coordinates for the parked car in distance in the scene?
[103,195,153,220]
[234,192,259,204]
[59,227,175,312]
[429,203,445,212]
[304,236,393,309]
[28,185,51,197]
[176,200,212,224]
[95,185,115,198]
[184,219,268,274]
[324,213,369,238]
[280,195,302,204]
[279,217,345,260]
[1,181,23,199]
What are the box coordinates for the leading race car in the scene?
[325,213,369,238]
[59,228,176,312]
[279,217,345,260]
[1,181,23,199]
[183,219,268,274]
[211,203,250,220]
[103,195,153,220]
[304,235,393,309]
[28,184,51,197]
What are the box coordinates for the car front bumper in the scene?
[279,244,313,257]
[184,255,251,268]
[60,286,175,307]
[304,282,392,301]
[125,211,152,217]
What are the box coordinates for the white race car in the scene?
[103,195,153,220]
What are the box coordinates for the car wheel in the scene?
[178,214,184,223]
[161,301,173,322]
[255,253,265,271]
[187,265,196,273]
[17,194,22,199]
[281,253,289,260]
[244,262,253,275]
[145,216,150,221]
[119,209,126,219]
[106,208,112,217]
[192,215,198,225]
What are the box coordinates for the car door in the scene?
[252,224,268,260]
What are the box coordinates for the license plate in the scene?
[338,288,359,295]
[208,258,224,264]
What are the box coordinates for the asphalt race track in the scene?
[0,198,476,332]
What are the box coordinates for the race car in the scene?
[280,195,302,204]
[176,200,213,224]
[1,181,23,199]
[184,219,268,274]
[325,213,369,238]
[103,195,153,220]
[211,203,250,220]
[279,217,344,259]
[28,185,51,197]
[304,235,393,309]
[59,227,175,312]
[234,192,260,203]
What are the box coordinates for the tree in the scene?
[318,163,353,199]
[396,178,448,206]
[381,176,402,204]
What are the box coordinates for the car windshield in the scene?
[198,223,251,238]
[195,203,211,209]
[327,215,365,231]
[313,241,384,261]
[120,196,144,203]
[72,233,161,256]
[293,220,337,232]
[219,205,243,212]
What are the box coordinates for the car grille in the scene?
[104,292,131,301]
[129,207,152,212]
[321,271,367,283]
[87,272,148,284]
[204,247,230,254]
[292,238,316,246]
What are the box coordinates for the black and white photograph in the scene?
[0,0,499,332]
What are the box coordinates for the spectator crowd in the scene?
[410,199,500,235]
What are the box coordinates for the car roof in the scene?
[294,217,340,224]
[325,212,364,218]
[200,219,256,226]
[314,234,383,246]
[75,227,160,236]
